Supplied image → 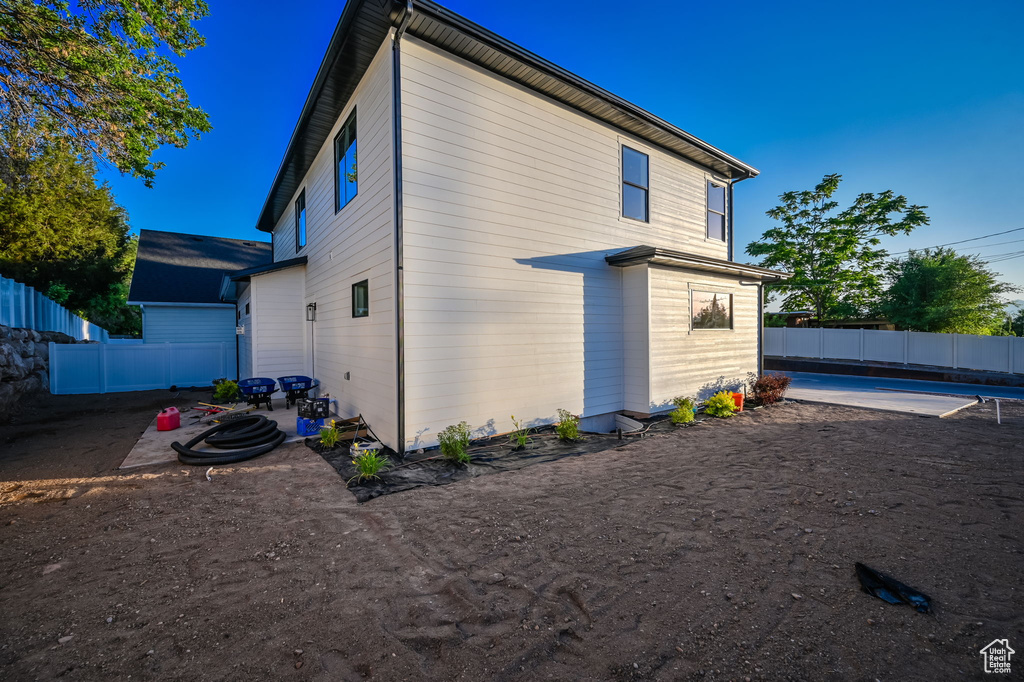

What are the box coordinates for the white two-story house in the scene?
[237,0,790,453]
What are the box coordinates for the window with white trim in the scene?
[707,180,726,241]
[622,146,649,222]
[295,190,306,250]
[691,290,732,330]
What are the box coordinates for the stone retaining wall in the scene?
[0,325,85,421]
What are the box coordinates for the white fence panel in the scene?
[50,342,234,394]
[765,326,1023,375]
[956,334,1011,373]
[862,330,904,363]
[0,274,109,341]
[822,329,861,360]
[907,331,953,367]
[785,328,821,358]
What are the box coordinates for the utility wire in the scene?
[887,226,1024,256]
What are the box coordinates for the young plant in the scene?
[669,395,696,424]
[509,415,533,450]
[752,373,793,405]
[319,419,340,448]
[438,421,472,464]
[555,409,581,442]
[212,378,239,402]
[704,391,737,418]
[349,449,390,485]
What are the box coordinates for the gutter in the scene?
[393,1,413,456]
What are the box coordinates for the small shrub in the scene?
[439,421,472,464]
[555,409,581,442]
[704,391,737,418]
[320,419,340,448]
[752,373,792,405]
[670,406,694,424]
[212,378,239,402]
[509,415,533,449]
[671,396,696,411]
[349,449,390,485]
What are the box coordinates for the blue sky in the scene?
[100,0,1024,294]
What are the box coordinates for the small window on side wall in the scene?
[691,291,732,330]
[622,146,649,222]
[352,279,369,318]
[707,181,726,241]
[335,110,358,212]
[295,190,306,250]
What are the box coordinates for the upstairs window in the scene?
[335,111,358,212]
[691,291,733,330]
[295,190,306,250]
[707,181,726,241]
[352,279,369,318]
[622,146,649,222]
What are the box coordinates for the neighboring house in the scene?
[244,0,791,453]
[128,230,272,364]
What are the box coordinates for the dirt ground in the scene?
[1,391,1022,681]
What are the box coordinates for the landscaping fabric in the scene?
[310,415,704,502]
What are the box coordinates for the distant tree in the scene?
[1011,309,1024,336]
[746,174,929,322]
[0,0,211,186]
[0,125,140,334]
[879,247,1018,334]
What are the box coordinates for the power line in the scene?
[887,226,1024,256]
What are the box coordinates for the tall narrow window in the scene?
[295,190,306,250]
[335,111,358,212]
[352,279,369,318]
[707,181,726,241]
[622,146,649,222]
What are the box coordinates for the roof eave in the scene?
[606,246,792,281]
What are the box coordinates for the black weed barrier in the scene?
[307,413,725,502]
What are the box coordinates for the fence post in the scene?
[782,327,788,357]
[818,327,825,359]
[98,343,108,394]
[903,330,909,365]
[952,334,959,369]
[1010,336,1016,375]
[859,328,865,361]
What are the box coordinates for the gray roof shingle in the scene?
[128,229,272,305]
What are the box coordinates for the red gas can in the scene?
[157,407,180,431]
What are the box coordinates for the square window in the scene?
[622,146,649,222]
[352,279,369,318]
[295,190,306,250]
[691,291,732,330]
[335,111,358,212]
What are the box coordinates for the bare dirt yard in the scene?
[1,391,1022,681]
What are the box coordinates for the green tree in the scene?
[879,247,1018,334]
[0,126,140,335]
[1010,309,1024,336]
[746,174,929,321]
[0,0,211,186]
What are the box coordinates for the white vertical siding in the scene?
[269,39,397,448]
[142,305,237,345]
[399,36,736,447]
[648,266,758,408]
[621,265,650,413]
[250,267,307,381]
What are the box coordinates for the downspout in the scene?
[392,0,413,456]
[727,179,736,262]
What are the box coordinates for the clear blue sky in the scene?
[100,0,1024,294]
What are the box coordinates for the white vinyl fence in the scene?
[765,327,1024,374]
[49,342,235,394]
[1,274,109,341]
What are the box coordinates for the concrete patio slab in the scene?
[782,371,1024,417]
[120,399,311,469]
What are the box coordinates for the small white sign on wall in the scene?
[236,326,245,335]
